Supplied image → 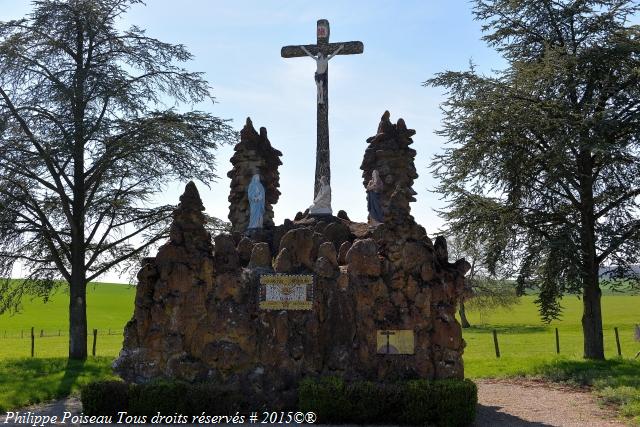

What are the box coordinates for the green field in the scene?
[1,283,637,362]
[0,283,639,421]
[462,294,640,377]
[0,283,135,359]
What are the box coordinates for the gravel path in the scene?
[474,378,624,426]
[1,379,625,426]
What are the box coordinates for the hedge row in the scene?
[82,377,477,426]
[298,377,477,427]
[81,381,248,417]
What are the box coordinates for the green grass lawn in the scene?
[0,283,134,412]
[0,283,639,422]
[0,357,116,412]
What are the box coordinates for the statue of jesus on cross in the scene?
[300,44,344,105]
[281,20,363,199]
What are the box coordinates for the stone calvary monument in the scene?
[114,20,470,408]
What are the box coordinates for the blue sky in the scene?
[2,0,505,281]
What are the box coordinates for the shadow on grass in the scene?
[532,358,640,388]
[56,359,86,397]
[0,357,116,412]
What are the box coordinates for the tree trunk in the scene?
[69,26,88,360]
[459,301,471,328]
[69,139,87,359]
[578,149,604,360]
[68,269,87,359]
[582,264,604,359]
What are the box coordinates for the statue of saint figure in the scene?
[309,175,332,215]
[247,174,265,229]
[367,170,384,224]
[300,44,344,105]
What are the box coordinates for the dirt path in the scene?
[474,378,625,426]
[1,379,626,426]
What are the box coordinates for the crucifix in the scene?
[281,19,363,198]
[380,330,396,354]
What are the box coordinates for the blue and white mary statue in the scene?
[248,174,265,229]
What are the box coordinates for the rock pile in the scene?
[228,118,282,232]
[114,182,215,382]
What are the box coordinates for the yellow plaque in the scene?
[376,330,414,354]
[259,274,314,311]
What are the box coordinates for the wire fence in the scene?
[0,328,120,339]
[472,326,640,359]
[0,327,123,358]
[1,325,638,359]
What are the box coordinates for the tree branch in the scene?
[597,220,640,264]
[0,86,74,221]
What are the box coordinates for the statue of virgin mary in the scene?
[247,174,265,229]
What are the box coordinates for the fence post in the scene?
[40,329,43,337]
[92,329,97,357]
[30,327,34,357]
[21,329,23,339]
[58,330,61,336]
[555,328,560,354]
[493,329,501,358]
[614,327,622,357]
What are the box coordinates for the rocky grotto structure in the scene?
[361,110,418,219]
[227,118,282,233]
[114,113,471,407]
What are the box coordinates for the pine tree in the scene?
[426,0,640,359]
[0,0,235,359]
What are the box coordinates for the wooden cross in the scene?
[281,19,363,198]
